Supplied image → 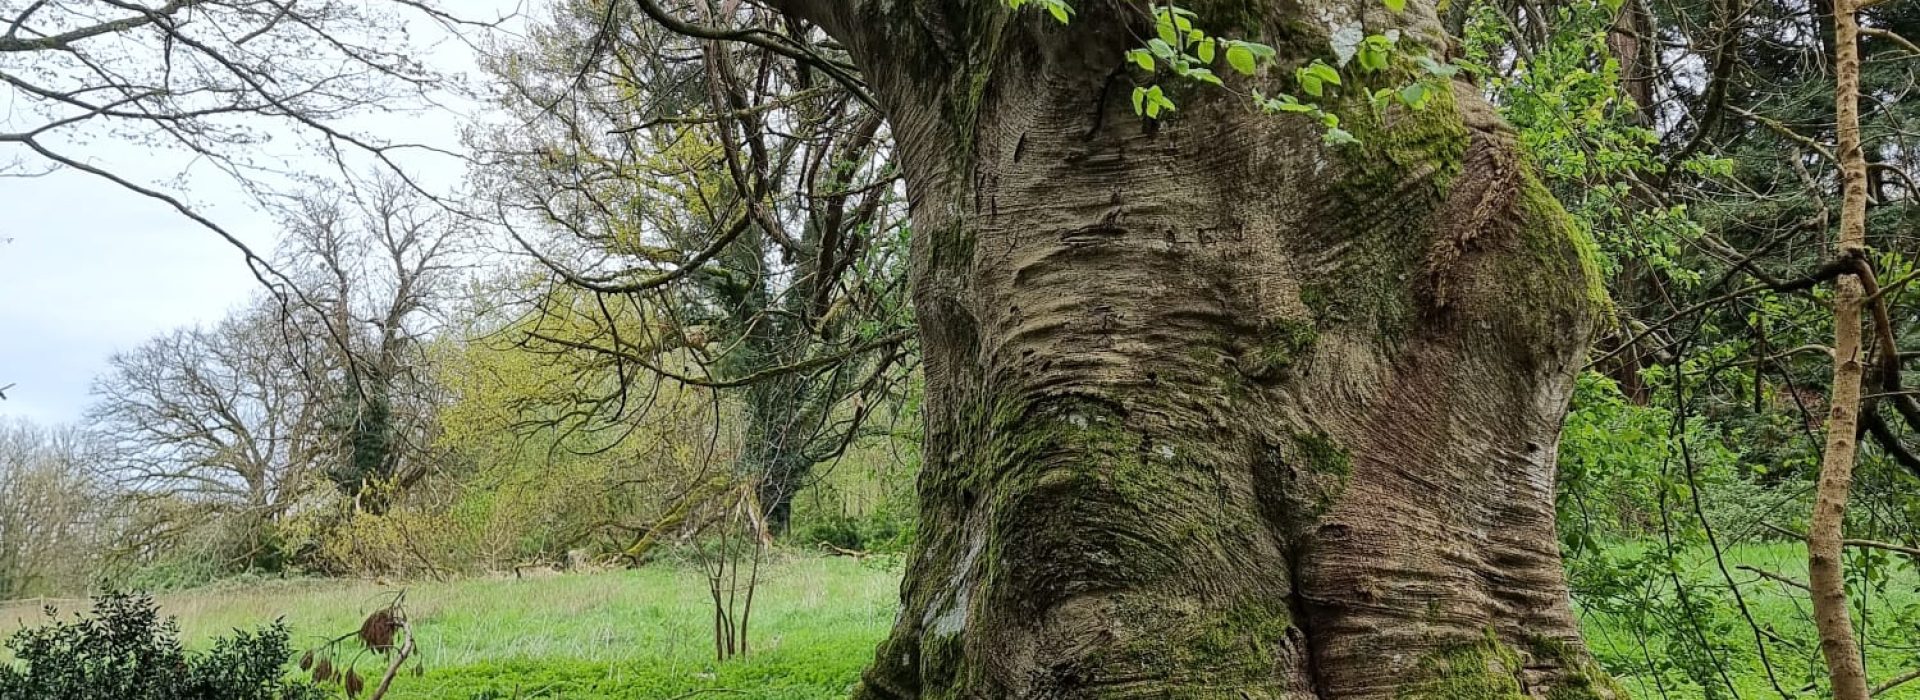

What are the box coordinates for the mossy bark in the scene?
[776,0,1617,696]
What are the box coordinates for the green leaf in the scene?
[1195,37,1216,63]
[1187,67,1223,86]
[1127,49,1155,72]
[1383,0,1406,12]
[1157,18,1178,46]
[1297,61,1340,96]
[1226,45,1257,75]
[1298,73,1323,97]
[1306,61,1341,85]
[1148,38,1177,59]
[1137,85,1176,119]
[1047,2,1070,23]
[1324,127,1359,145]
[1398,82,1431,109]
[1147,86,1177,116]
[1357,46,1388,71]
[1415,55,1461,78]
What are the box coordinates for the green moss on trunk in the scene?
[1398,631,1528,700]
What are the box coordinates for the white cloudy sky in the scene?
[0,1,526,425]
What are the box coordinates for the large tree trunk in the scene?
[796,0,1617,696]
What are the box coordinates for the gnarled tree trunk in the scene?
[778,0,1618,696]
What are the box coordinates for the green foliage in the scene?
[791,514,912,555]
[1057,0,1465,147]
[0,592,321,700]
[1461,0,1713,284]
[1558,372,1741,550]
[1007,0,1074,23]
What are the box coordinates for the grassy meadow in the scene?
[6,544,1920,699]
[1,555,900,699]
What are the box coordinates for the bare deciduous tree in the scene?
[90,302,322,526]
[0,0,467,279]
[0,418,108,599]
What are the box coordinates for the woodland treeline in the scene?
[3,0,1920,696]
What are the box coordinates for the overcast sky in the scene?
[0,1,525,426]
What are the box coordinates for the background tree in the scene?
[473,0,914,533]
[275,177,465,512]
[89,301,325,570]
[0,419,107,599]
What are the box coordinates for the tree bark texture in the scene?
[1809,0,1870,695]
[796,0,1619,696]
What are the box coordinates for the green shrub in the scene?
[791,513,912,554]
[0,592,322,700]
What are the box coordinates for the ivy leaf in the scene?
[1357,46,1388,71]
[1415,55,1460,78]
[1271,93,1315,113]
[1306,61,1341,85]
[1299,73,1323,97]
[1127,49,1155,72]
[1143,85,1177,118]
[1297,61,1340,97]
[1225,44,1258,75]
[1398,82,1431,109]
[1356,34,1393,71]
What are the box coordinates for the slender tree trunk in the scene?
[1810,0,1871,696]
[776,0,1618,695]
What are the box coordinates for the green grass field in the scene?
[1,555,901,699]
[5,545,1920,699]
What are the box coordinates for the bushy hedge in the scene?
[0,592,321,700]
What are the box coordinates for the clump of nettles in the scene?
[0,591,324,700]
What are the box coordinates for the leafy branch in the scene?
[1002,0,1467,143]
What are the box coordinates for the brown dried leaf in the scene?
[298,650,313,671]
[358,608,397,652]
[345,669,363,698]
